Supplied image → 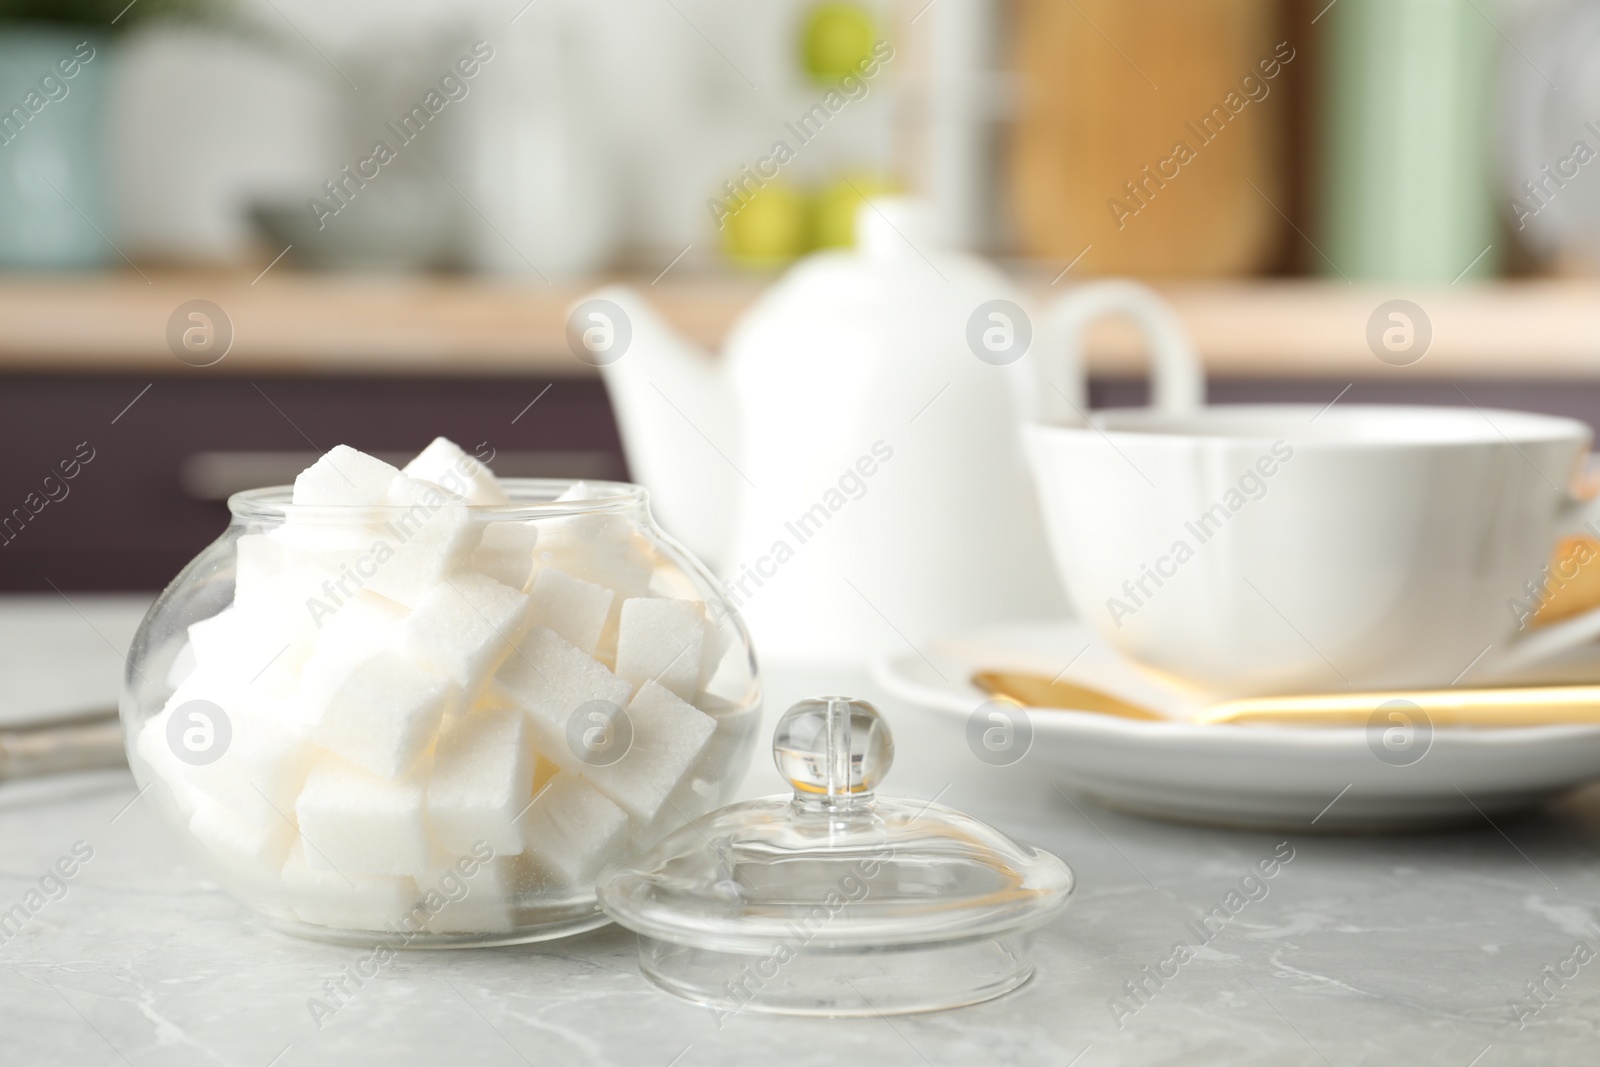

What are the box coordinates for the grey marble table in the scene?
[4,595,1599,1066]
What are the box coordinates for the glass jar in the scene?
[121,479,761,947]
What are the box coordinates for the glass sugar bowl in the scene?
[122,463,761,947]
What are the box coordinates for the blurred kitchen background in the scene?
[2,0,1599,590]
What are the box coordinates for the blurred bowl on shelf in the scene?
[249,178,461,273]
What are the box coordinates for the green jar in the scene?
[1320,0,1499,282]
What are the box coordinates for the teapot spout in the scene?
[587,285,740,570]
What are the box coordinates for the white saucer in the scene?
[872,622,1600,832]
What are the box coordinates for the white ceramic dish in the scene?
[873,622,1600,832]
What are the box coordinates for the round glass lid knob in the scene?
[772,696,893,801]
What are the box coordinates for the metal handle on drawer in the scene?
[0,709,126,781]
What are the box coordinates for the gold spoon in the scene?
[972,671,1167,721]
[973,670,1600,728]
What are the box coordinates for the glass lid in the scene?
[596,697,1074,1016]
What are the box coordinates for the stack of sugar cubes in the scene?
[132,438,750,937]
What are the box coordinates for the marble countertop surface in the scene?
[5,595,1600,1066]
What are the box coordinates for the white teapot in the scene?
[588,199,1082,661]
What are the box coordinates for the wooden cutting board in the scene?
[1010,0,1287,277]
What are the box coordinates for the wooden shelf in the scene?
[5,271,1600,379]
[0,272,765,377]
[1086,279,1600,380]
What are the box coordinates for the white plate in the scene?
[872,622,1600,832]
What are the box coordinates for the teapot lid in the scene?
[595,696,1075,1017]
[855,197,940,260]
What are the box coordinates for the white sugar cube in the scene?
[470,521,541,590]
[422,854,524,934]
[557,481,600,502]
[187,608,248,673]
[133,711,209,819]
[548,543,656,667]
[682,695,753,804]
[281,842,420,931]
[187,606,307,697]
[579,681,716,822]
[233,547,316,614]
[264,526,386,626]
[188,797,294,877]
[235,557,329,639]
[645,697,758,844]
[497,627,633,764]
[535,486,654,598]
[527,567,614,656]
[312,651,454,778]
[211,719,316,823]
[234,533,291,602]
[310,589,407,655]
[360,476,480,607]
[455,678,520,730]
[403,573,530,690]
[536,542,654,601]
[296,760,432,876]
[393,471,461,504]
[520,774,630,885]
[403,437,508,505]
[614,598,711,700]
[292,445,401,506]
[155,673,317,821]
[298,591,409,729]
[546,482,635,543]
[267,518,375,561]
[427,708,535,857]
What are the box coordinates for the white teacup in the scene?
[1023,282,1600,697]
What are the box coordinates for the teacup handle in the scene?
[1030,280,1205,426]
[1489,486,1600,677]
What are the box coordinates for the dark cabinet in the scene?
[0,375,623,591]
